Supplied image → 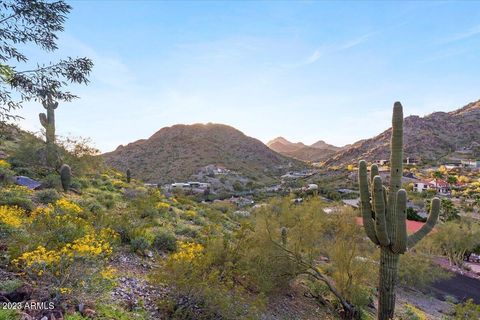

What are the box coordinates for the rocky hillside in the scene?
[324,100,480,166]
[267,137,340,162]
[103,124,299,184]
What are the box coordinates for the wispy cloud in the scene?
[438,24,480,44]
[302,32,373,65]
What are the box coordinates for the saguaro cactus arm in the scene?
[358,160,379,245]
[370,164,379,182]
[392,189,407,254]
[407,197,440,248]
[373,176,389,246]
[39,113,48,128]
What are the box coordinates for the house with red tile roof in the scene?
[414,178,450,194]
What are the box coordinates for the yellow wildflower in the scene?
[0,160,10,169]
[156,202,170,210]
[55,198,82,214]
[0,205,24,228]
[59,287,72,294]
[100,266,117,280]
[170,242,204,262]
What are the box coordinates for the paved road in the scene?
[431,274,480,304]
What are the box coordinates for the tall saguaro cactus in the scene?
[39,94,59,166]
[358,102,440,320]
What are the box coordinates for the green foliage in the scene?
[453,299,480,320]
[155,235,266,319]
[398,251,450,289]
[40,173,62,189]
[8,133,45,170]
[130,236,151,254]
[440,198,460,222]
[94,303,147,320]
[0,278,22,294]
[34,188,60,204]
[406,207,426,222]
[425,220,480,266]
[65,304,147,320]
[0,310,19,320]
[152,230,177,252]
[0,186,33,211]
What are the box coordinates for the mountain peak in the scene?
[104,123,299,184]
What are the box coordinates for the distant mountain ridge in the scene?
[324,100,480,166]
[266,137,341,162]
[103,123,301,184]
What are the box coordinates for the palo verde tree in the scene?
[0,0,93,164]
[358,102,440,320]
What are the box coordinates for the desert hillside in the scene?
[103,123,300,184]
[325,100,480,166]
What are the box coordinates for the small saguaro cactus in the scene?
[280,227,287,246]
[358,102,440,320]
[39,94,58,166]
[60,164,72,192]
[126,168,131,183]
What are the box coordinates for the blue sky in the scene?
[15,1,480,152]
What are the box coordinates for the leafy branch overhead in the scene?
[0,0,93,124]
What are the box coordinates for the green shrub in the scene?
[0,278,22,294]
[140,207,158,219]
[34,188,60,204]
[0,196,33,211]
[78,198,103,214]
[0,310,19,320]
[94,303,147,320]
[406,207,426,222]
[175,224,199,238]
[70,178,83,190]
[130,236,150,254]
[0,187,33,211]
[41,173,62,189]
[398,251,451,289]
[153,230,177,252]
[454,299,480,320]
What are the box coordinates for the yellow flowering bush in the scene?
[12,228,118,299]
[29,204,54,219]
[156,202,170,210]
[69,232,114,256]
[0,159,10,169]
[100,266,117,280]
[111,179,128,189]
[13,245,61,267]
[184,210,197,218]
[55,198,83,214]
[13,229,116,269]
[0,205,24,228]
[170,241,204,263]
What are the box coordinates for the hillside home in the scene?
[170,181,211,192]
[281,170,316,179]
[444,162,462,170]
[229,196,254,207]
[461,160,480,168]
[414,179,450,194]
[375,159,389,166]
[405,157,419,165]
